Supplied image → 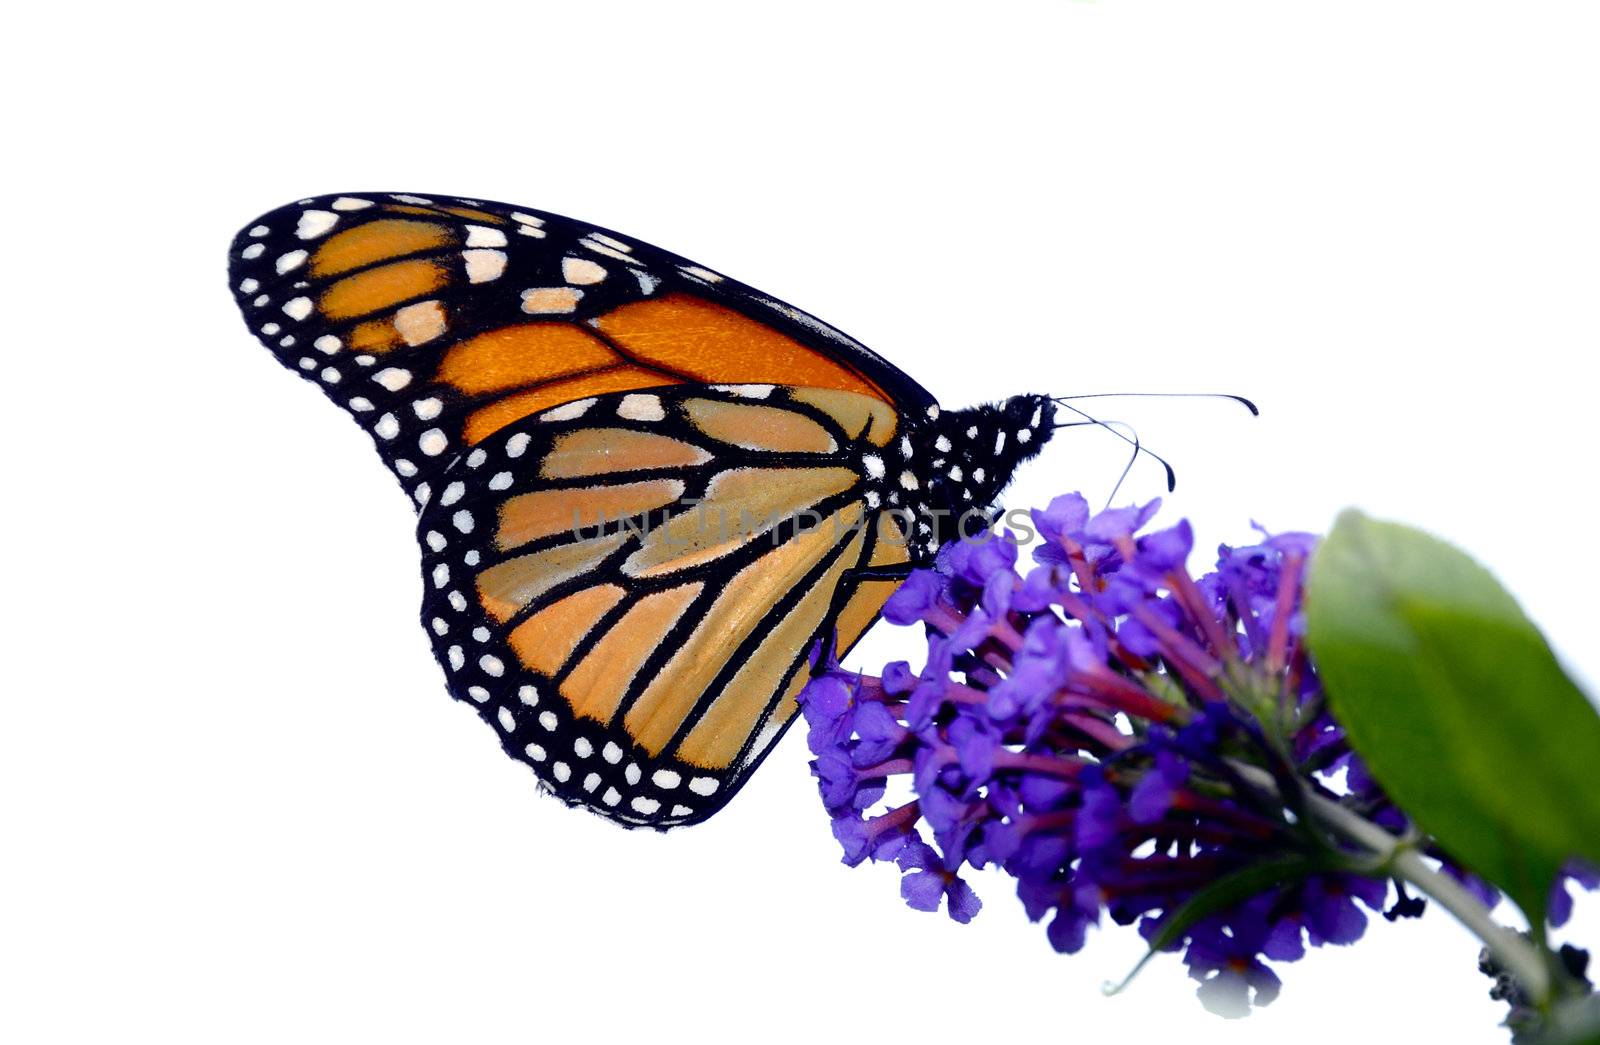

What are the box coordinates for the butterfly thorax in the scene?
[884,394,1057,562]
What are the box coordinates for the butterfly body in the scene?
[230,193,1053,826]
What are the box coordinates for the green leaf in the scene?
[1105,856,1322,995]
[1306,509,1600,926]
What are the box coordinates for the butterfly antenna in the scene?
[1102,420,1143,506]
[1052,391,1260,416]
[1052,403,1178,496]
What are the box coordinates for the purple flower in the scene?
[1046,896,1098,954]
[898,841,982,923]
[1549,860,1600,928]
[1074,769,1123,851]
[1301,875,1388,947]
[962,533,1019,587]
[798,672,853,741]
[1185,913,1284,1018]
[882,570,946,626]
[797,490,1504,1019]
[882,660,917,694]
[1127,748,1189,824]
[1084,498,1162,544]
[1032,492,1090,544]
[813,751,861,811]
[1135,519,1195,573]
[832,808,913,866]
[850,700,906,767]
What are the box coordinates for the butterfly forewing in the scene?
[227,192,933,509]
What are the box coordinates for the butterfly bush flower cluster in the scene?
[798,494,1595,1018]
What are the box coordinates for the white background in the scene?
[4,2,1596,1042]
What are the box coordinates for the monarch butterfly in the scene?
[229,193,1055,827]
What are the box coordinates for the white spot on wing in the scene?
[463,249,507,283]
[394,301,446,345]
[295,210,339,239]
[419,429,448,456]
[617,394,665,421]
[588,232,632,252]
[579,236,639,264]
[540,398,595,422]
[562,257,608,285]
[373,368,412,392]
[710,384,774,399]
[520,287,582,314]
[464,225,508,247]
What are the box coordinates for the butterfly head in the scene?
[885,394,1056,561]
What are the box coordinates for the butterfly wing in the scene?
[418,383,911,825]
[228,192,947,825]
[227,192,936,509]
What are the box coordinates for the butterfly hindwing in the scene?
[418,384,911,825]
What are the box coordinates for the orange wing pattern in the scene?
[417,384,909,825]
[227,193,929,511]
[229,193,1054,827]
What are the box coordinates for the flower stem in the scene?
[1308,792,1552,1005]
[1228,760,1553,1004]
